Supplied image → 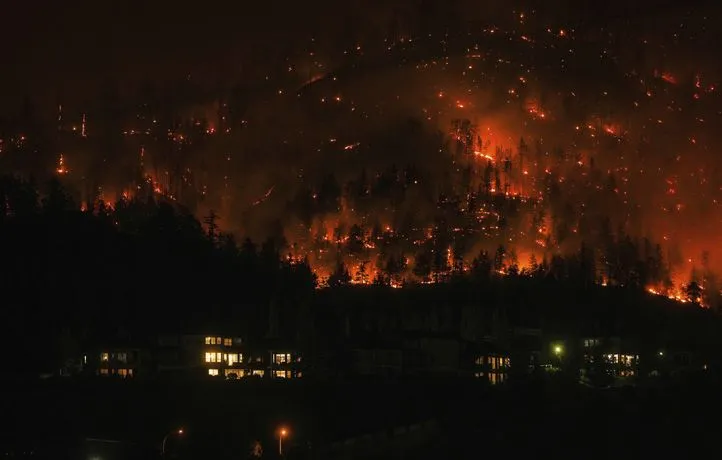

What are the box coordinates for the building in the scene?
[90,347,144,378]
[200,335,247,378]
[269,350,303,379]
[579,337,639,385]
[469,342,511,385]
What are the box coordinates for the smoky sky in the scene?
[4,0,716,112]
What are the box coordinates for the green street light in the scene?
[553,344,563,357]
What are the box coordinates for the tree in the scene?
[328,259,351,287]
[413,250,432,282]
[354,260,370,284]
[493,245,506,273]
[471,250,492,281]
[684,280,703,305]
[204,209,220,242]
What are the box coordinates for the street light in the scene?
[161,428,184,457]
[278,428,288,456]
[553,345,563,356]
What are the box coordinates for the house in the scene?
[91,348,144,378]
[580,337,639,383]
[403,335,461,377]
[468,342,511,385]
[200,335,247,378]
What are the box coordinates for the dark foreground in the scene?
[3,372,722,459]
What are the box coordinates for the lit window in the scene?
[225,369,244,378]
[252,370,265,377]
[99,368,109,375]
[274,370,288,379]
[100,352,109,362]
[216,337,222,344]
[205,352,223,363]
[475,357,483,365]
[83,355,87,364]
[117,352,127,363]
[228,354,239,366]
[209,369,219,376]
[273,353,291,364]
[128,369,134,377]
[223,338,232,347]
[117,369,128,378]
[205,337,213,345]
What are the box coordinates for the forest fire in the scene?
[3,14,720,311]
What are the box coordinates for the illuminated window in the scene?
[252,370,265,377]
[205,352,223,363]
[83,355,87,364]
[274,370,288,379]
[100,352,109,362]
[225,369,244,378]
[117,368,128,378]
[273,353,291,364]
[99,368,109,375]
[116,352,127,363]
[205,337,213,345]
[475,357,483,365]
[228,354,241,366]
[223,338,232,347]
[216,337,222,345]
[297,372,302,378]
[208,369,219,376]
[128,369,134,377]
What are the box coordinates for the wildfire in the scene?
[56,154,69,175]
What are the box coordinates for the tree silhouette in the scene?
[328,259,352,287]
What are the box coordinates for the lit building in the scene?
[269,351,303,379]
[473,353,510,385]
[201,335,246,378]
[93,348,142,378]
[580,337,640,381]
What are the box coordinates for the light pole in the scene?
[278,428,288,456]
[161,428,183,457]
[553,343,564,369]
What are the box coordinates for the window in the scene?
[83,355,87,364]
[208,369,219,376]
[225,369,244,378]
[100,352,109,362]
[228,353,241,366]
[273,353,291,364]
[274,370,288,379]
[205,352,223,363]
[117,369,128,378]
[128,369,134,377]
[99,368,109,375]
[116,352,128,364]
[216,337,222,345]
[252,370,265,377]
[223,338,232,347]
[205,337,213,345]
[475,357,483,365]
